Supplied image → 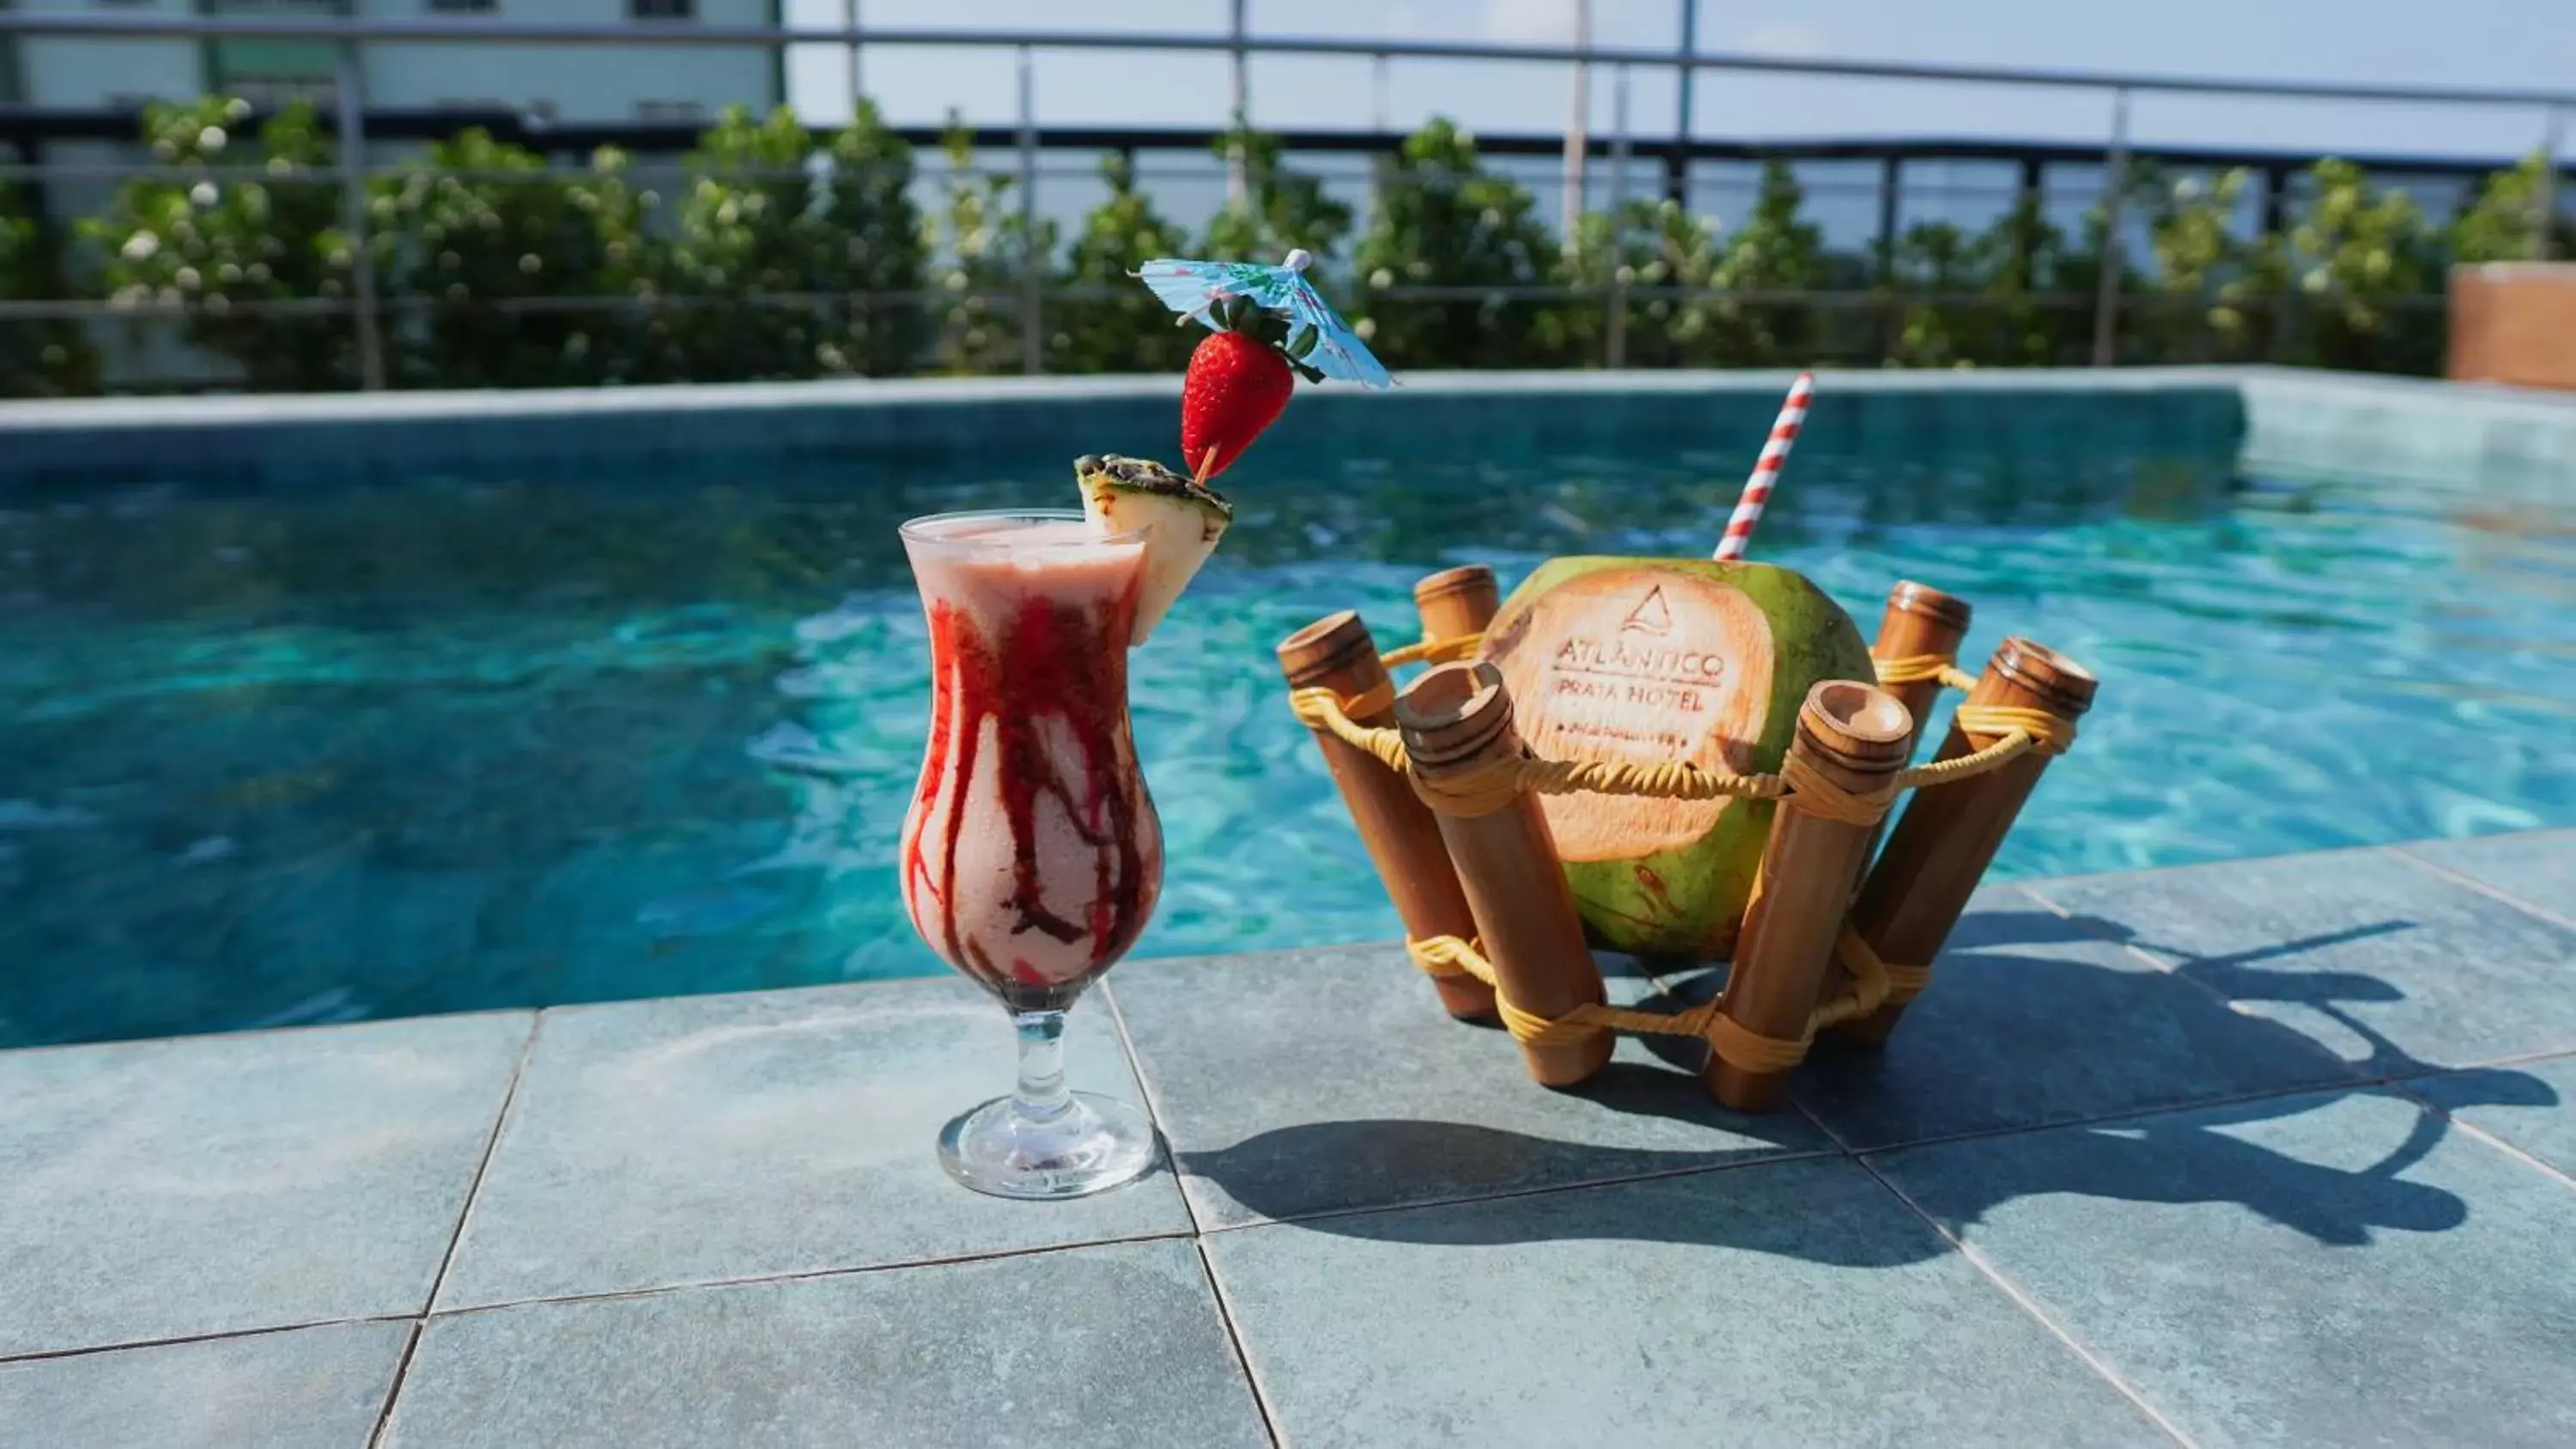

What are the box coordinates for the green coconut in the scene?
[1478,556,1874,961]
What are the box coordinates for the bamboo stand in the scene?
[1281,573,2094,1109]
[1397,662,1613,1086]
[1279,611,1495,1020]
[1839,636,2097,1046]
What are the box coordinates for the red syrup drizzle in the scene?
[900,581,1157,1009]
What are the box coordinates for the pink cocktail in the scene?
[897,510,1163,1198]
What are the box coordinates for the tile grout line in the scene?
[1846,1076,2383,1162]
[2387,846,2576,932]
[428,1229,1200,1320]
[1188,1240,1287,1449]
[360,1322,424,1449]
[2380,1080,2576,1196]
[1850,1155,2204,1449]
[0,1313,420,1367]
[365,1011,547,1447]
[1097,985,1210,1239]
[0,1005,540,1062]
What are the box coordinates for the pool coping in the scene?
[3,827,2573,1447]
[0,365,2259,432]
[7,365,2572,498]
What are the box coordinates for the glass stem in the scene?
[1011,1010,1075,1125]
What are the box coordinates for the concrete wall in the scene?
[2448,264,2576,395]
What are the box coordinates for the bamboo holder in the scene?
[1870,580,1973,763]
[1705,680,1914,1112]
[1858,579,1975,868]
[1413,564,1500,646]
[1841,637,2099,1045]
[1279,612,1496,1020]
[1395,662,1613,1087]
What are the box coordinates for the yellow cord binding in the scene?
[1378,633,1484,670]
[1871,654,1981,694]
[1398,925,1929,1075]
[1286,681,2057,817]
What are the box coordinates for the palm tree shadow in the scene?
[1181,906,2554,1265]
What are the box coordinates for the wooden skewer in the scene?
[1193,446,1219,487]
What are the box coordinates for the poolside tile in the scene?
[2410,1052,2576,1179]
[1712,886,2360,1150]
[2027,847,2576,1074]
[1109,943,1829,1229]
[0,1321,412,1449]
[2400,830,2576,924]
[0,1012,530,1356]
[1200,1159,2169,1447]
[435,978,1189,1309]
[385,1240,1266,1449]
[1875,1088,2576,1447]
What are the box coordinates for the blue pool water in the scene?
[4,429,2573,1046]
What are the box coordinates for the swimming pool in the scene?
[4,381,2572,1046]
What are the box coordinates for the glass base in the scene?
[937,1090,1157,1199]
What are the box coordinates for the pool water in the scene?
[4,436,2573,1046]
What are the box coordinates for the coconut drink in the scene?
[1479,555,1874,960]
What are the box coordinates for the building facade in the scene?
[5,0,783,123]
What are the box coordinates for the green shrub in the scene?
[1046,152,1195,375]
[1352,118,1563,369]
[373,129,653,389]
[1704,160,1829,366]
[814,101,931,377]
[657,103,927,383]
[0,171,98,397]
[1201,121,1355,264]
[2282,158,2440,374]
[88,97,357,391]
[2451,151,2575,264]
[1553,197,1725,367]
[927,114,1054,375]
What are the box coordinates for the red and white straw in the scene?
[1713,371,1814,562]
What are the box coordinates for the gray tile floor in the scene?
[3,830,2571,1447]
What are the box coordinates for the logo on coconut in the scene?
[1620,586,1675,637]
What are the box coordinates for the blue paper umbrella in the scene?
[1131,249,1394,390]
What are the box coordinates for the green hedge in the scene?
[4,99,2565,396]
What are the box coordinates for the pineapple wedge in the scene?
[1075,454,1232,645]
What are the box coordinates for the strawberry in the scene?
[1180,294,1324,482]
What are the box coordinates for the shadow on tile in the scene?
[1639,894,2374,1149]
[2032,851,2576,1071]
[1197,1073,2515,1263]
[1877,1088,2576,1445]
[1114,943,1833,1228]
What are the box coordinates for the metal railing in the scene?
[1,10,2567,392]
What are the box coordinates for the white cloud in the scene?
[1740,21,1826,59]
[1482,0,1583,45]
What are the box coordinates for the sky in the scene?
[774,0,2573,251]
[781,0,2573,156]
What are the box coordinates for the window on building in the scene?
[428,0,495,13]
[206,0,343,99]
[635,100,706,124]
[629,0,693,19]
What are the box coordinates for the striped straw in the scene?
[1713,371,1815,562]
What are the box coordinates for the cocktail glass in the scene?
[896,509,1163,1199]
